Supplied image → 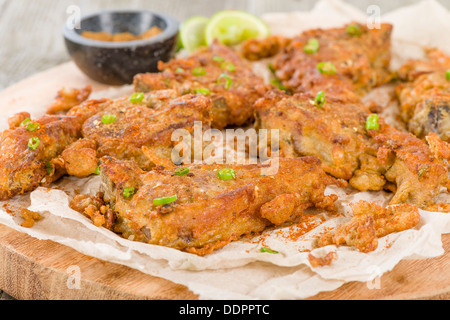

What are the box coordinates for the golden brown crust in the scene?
[269,23,393,101]
[133,41,270,129]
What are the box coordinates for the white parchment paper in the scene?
[1,0,450,300]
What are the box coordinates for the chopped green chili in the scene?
[25,122,40,132]
[192,67,207,76]
[270,78,288,91]
[317,61,337,75]
[45,161,53,175]
[346,24,362,36]
[221,62,235,72]
[174,167,189,176]
[213,55,225,62]
[314,91,326,107]
[217,73,232,89]
[260,247,279,254]
[20,118,31,127]
[122,187,136,199]
[194,88,210,95]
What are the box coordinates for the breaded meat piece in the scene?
[242,23,393,102]
[71,156,339,255]
[316,200,420,253]
[81,93,212,170]
[133,41,269,129]
[395,48,450,141]
[254,90,448,208]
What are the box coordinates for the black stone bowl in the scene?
[63,10,179,85]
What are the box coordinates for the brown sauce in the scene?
[81,26,163,42]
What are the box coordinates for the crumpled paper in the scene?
[1,0,450,300]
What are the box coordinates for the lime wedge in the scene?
[179,16,209,52]
[204,10,270,46]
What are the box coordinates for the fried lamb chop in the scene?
[242,23,394,102]
[395,48,450,142]
[70,156,339,255]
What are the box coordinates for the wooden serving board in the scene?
[0,62,449,300]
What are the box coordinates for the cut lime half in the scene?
[179,16,209,52]
[204,10,270,46]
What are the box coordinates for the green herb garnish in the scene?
[217,73,232,89]
[153,195,177,206]
[192,67,207,76]
[314,91,326,107]
[346,24,362,37]
[221,62,235,72]
[304,38,319,54]
[260,247,279,254]
[123,187,136,199]
[194,88,210,95]
[25,122,40,132]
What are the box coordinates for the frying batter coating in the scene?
[242,23,393,102]
[81,92,212,170]
[395,49,450,141]
[0,99,110,200]
[316,200,420,253]
[73,156,339,255]
[46,85,92,114]
[254,90,448,208]
[133,41,269,129]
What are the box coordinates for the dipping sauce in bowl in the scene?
[63,10,179,85]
